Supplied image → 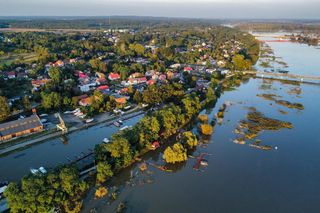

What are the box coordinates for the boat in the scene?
[39,114,48,117]
[85,118,94,123]
[118,119,123,124]
[113,121,121,127]
[0,181,8,199]
[39,167,47,174]
[30,168,39,174]
[79,114,86,119]
[76,112,84,117]
[119,125,130,131]
[278,70,289,74]
[103,138,110,143]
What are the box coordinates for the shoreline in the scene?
[0,106,144,156]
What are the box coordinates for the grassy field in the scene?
[0,52,38,65]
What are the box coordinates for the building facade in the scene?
[0,114,43,142]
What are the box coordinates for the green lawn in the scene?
[0,52,38,65]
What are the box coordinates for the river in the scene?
[254,32,320,76]
[0,114,144,181]
[81,35,320,212]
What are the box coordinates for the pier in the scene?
[243,71,320,85]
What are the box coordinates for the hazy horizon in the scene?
[0,0,320,19]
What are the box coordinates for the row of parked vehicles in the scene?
[64,108,94,124]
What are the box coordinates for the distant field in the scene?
[0,52,38,65]
[0,28,101,33]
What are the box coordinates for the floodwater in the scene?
[0,114,144,181]
[254,33,320,76]
[82,78,320,213]
[82,36,320,212]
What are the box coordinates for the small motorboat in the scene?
[30,168,39,174]
[118,119,123,124]
[119,125,130,131]
[39,167,47,174]
[103,138,110,143]
[113,121,121,127]
[85,118,94,123]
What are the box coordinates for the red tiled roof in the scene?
[109,72,120,80]
[97,85,109,91]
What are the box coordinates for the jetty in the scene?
[242,71,320,85]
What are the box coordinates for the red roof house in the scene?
[108,72,120,81]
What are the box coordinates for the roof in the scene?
[97,85,109,91]
[115,97,127,104]
[109,72,120,80]
[0,114,43,137]
[79,97,92,106]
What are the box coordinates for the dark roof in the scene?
[0,114,43,137]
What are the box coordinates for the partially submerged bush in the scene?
[198,114,209,123]
[95,187,108,198]
[181,131,198,149]
[163,143,187,164]
[200,124,213,135]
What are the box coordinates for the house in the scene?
[184,66,193,72]
[129,72,143,79]
[17,72,28,79]
[115,97,127,105]
[170,63,181,69]
[158,74,167,82]
[108,72,120,81]
[53,60,65,67]
[96,77,107,85]
[69,58,78,63]
[97,85,110,94]
[147,79,156,85]
[0,114,43,142]
[6,71,16,79]
[196,79,211,91]
[96,72,106,79]
[32,79,49,88]
[78,82,97,92]
[79,97,92,107]
[151,141,160,150]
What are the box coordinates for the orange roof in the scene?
[79,97,92,106]
[115,97,127,104]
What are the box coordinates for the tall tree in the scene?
[0,96,10,122]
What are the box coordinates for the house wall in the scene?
[0,126,43,143]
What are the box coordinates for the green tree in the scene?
[163,143,187,164]
[22,96,31,111]
[96,161,114,183]
[181,131,198,149]
[0,96,10,122]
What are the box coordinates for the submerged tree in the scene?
[163,143,187,164]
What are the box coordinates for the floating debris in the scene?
[233,138,246,145]
[139,162,148,172]
[95,187,108,199]
[117,202,126,213]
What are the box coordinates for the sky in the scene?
[0,0,319,19]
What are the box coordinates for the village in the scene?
[0,27,253,146]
